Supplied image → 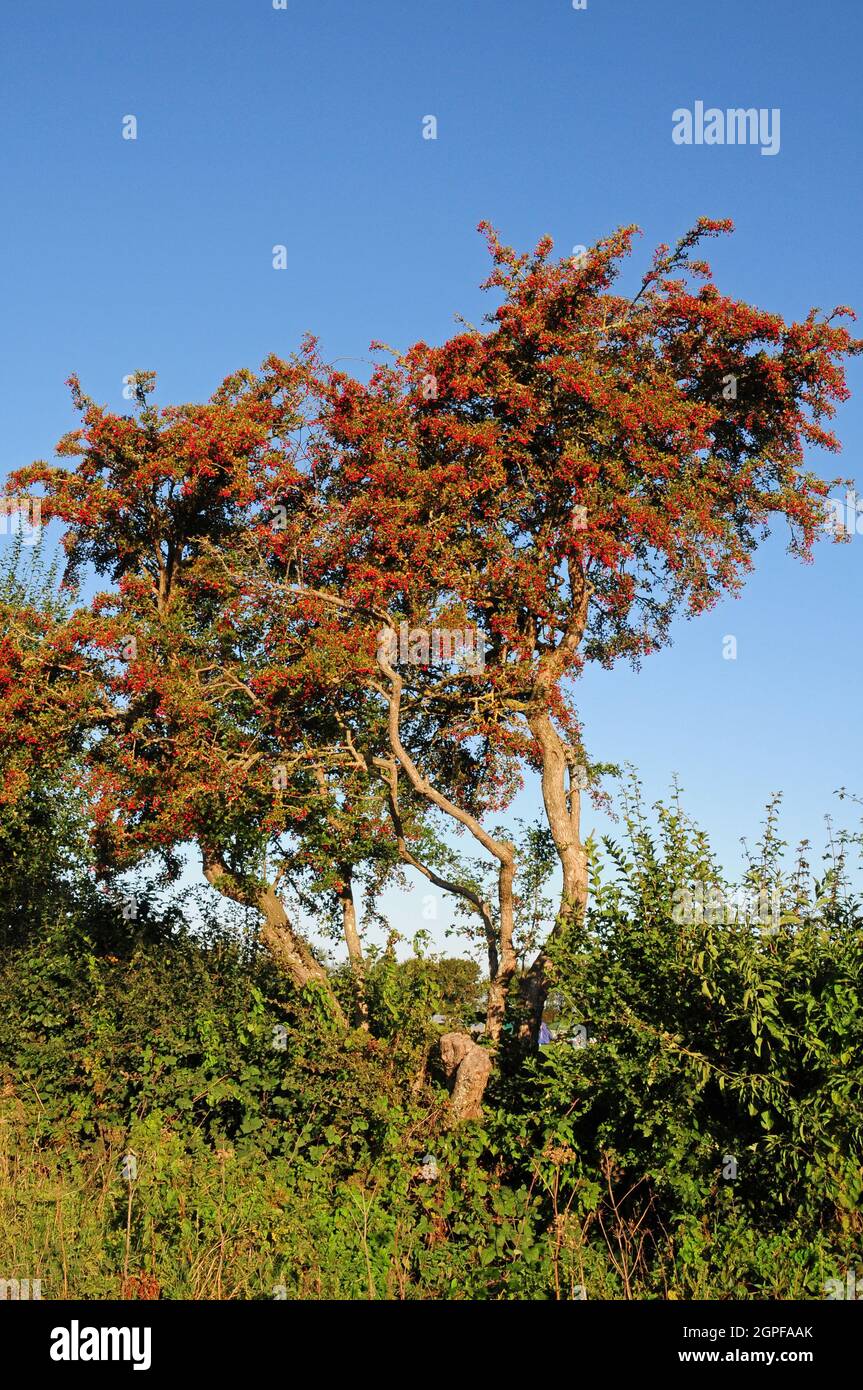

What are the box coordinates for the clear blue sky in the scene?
[2,0,861,943]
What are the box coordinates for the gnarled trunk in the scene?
[439,1031,493,1123]
[520,706,589,1042]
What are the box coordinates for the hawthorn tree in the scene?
[257,349,523,1050]
[302,217,861,1042]
[6,217,860,1115]
[6,367,417,1025]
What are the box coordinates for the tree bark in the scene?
[337,864,368,1027]
[516,566,592,1044]
[485,855,517,1043]
[439,1031,493,1123]
[519,707,588,1041]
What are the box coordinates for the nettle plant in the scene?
[6,218,860,1112]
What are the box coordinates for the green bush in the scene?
[1,781,860,1298]
[495,784,863,1297]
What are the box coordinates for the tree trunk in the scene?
[439,1032,493,1123]
[376,640,515,1061]
[520,707,589,1042]
[203,858,345,1025]
[485,855,516,1044]
[337,864,368,1027]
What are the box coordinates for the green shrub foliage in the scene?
[1,778,860,1299]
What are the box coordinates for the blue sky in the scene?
[2,0,861,947]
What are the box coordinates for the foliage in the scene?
[1,218,860,1297]
[498,779,863,1296]
[1,781,860,1300]
[4,218,859,1037]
